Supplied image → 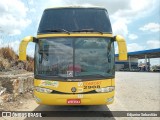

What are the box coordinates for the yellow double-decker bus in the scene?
[19,7,127,105]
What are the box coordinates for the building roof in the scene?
[116,48,160,59]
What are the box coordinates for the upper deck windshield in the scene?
[35,37,115,81]
[38,8,112,34]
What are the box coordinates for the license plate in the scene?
[67,99,81,104]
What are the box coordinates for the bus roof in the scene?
[45,6,107,11]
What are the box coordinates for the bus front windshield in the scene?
[35,37,115,80]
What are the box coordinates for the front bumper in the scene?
[34,90,115,105]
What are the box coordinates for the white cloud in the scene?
[30,8,36,13]
[130,0,151,11]
[128,34,138,40]
[0,39,20,53]
[0,0,31,35]
[112,18,129,36]
[115,42,144,54]
[146,40,160,49]
[28,0,34,5]
[0,39,3,46]
[139,23,160,32]
[115,40,159,54]
[110,0,156,36]
[127,43,145,52]
[26,43,35,57]
[111,0,155,19]
[43,0,67,8]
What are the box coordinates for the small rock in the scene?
[2,94,13,102]
[0,97,3,105]
[0,87,6,95]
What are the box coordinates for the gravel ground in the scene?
[108,72,160,111]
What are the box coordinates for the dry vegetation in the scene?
[0,47,34,111]
[0,47,34,72]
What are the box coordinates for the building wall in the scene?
[115,56,138,71]
[115,64,124,71]
[115,57,138,62]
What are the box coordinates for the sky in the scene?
[0,0,160,65]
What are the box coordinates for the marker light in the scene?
[95,86,115,93]
[35,87,53,93]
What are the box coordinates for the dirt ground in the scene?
[0,92,33,111]
[1,72,160,120]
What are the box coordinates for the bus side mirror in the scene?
[114,35,127,61]
[19,36,37,61]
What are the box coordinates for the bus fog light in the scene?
[34,95,41,102]
[107,97,114,103]
[95,86,115,93]
[35,87,53,93]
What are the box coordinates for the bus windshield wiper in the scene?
[42,29,70,34]
[72,28,103,34]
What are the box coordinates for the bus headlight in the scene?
[95,86,115,93]
[35,87,53,93]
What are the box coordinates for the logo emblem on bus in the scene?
[67,71,73,77]
[71,87,77,93]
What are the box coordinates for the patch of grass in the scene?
[0,47,18,61]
